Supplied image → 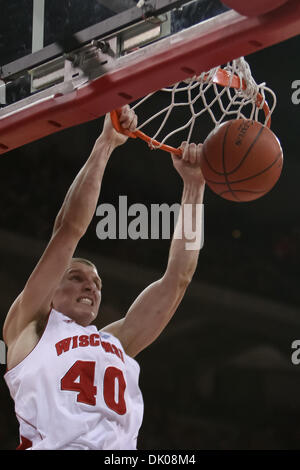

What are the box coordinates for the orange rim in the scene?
[110,68,271,156]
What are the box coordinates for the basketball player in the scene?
[3,105,205,450]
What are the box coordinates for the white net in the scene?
[131,57,277,151]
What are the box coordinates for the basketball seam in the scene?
[219,189,267,196]
[222,122,240,201]
[205,150,283,185]
[226,124,265,176]
[202,122,266,177]
[202,142,222,175]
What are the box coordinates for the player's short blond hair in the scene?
[71,257,97,271]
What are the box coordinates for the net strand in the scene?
[131,57,277,150]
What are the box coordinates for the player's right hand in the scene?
[101,105,137,148]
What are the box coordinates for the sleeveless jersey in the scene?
[4,308,144,450]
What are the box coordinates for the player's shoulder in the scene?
[100,319,124,344]
[3,292,52,347]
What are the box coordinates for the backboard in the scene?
[0,0,300,154]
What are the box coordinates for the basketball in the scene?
[201,119,283,202]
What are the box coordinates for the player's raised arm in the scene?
[103,142,205,357]
[3,106,137,347]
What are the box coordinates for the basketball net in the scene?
[111,57,277,156]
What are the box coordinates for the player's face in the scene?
[52,261,102,326]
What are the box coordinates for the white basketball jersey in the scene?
[4,309,144,450]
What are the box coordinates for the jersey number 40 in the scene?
[61,360,126,415]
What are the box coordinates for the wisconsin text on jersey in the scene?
[55,333,124,363]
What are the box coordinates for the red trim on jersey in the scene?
[17,435,33,450]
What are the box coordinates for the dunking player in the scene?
[3,106,205,450]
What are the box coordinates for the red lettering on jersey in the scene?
[101,340,124,363]
[118,349,124,363]
[90,333,100,346]
[78,335,89,347]
[101,341,113,354]
[72,336,78,349]
[103,367,127,415]
[55,337,72,356]
[61,360,97,406]
[111,344,121,361]
[55,334,124,362]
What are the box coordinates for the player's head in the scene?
[52,257,102,326]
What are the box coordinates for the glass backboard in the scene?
[1,1,228,72]
[0,1,228,105]
[1,0,141,66]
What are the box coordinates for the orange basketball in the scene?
[201,119,283,202]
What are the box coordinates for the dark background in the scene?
[1,0,300,451]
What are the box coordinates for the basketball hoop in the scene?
[110,57,277,156]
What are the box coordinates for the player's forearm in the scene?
[53,136,116,236]
[165,180,205,285]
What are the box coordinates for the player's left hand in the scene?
[171,142,205,186]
